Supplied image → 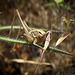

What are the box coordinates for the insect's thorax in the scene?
[23,29,47,45]
[29,29,46,44]
[29,29,45,37]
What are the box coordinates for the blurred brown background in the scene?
[0,0,75,75]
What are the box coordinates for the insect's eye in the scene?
[39,32,42,34]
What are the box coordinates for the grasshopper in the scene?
[16,9,51,52]
[12,10,51,74]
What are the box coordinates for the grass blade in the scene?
[0,26,23,30]
[0,36,72,56]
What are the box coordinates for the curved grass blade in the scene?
[55,34,69,47]
[0,26,47,31]
[0,36,72,56]
[48,47,71,55]
[0,26,64,34]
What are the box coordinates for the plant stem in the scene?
[0,36,72,55]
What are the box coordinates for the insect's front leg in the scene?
[33,31,51,51]
[34,31,51,75]
[42,31,51,57]
[43,31,51,50]
[39,31,51,61]
[33,38,44,50]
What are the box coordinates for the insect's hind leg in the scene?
[16,9,29,34]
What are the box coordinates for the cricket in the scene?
[10,9,52,74]
[16,10,51,51]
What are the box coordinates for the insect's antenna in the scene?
[16,9,28,34]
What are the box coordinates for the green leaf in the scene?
[56,0,64,3]
[0,26,23,30]
[45,2,56,7]
[45,1,71,11]
[0,36,72,56]
[59,3,71,10]
[0,26,48,32]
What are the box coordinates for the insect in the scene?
[10,9,51,74]
[16,10,51,51]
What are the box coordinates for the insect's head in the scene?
[31,29,45,38]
